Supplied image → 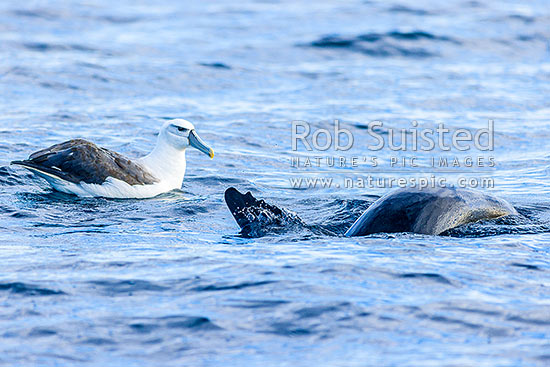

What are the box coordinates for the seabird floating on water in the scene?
[11,119,214,199]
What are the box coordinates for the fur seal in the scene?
[224,186,517,237]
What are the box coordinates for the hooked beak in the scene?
[189,130,214,159]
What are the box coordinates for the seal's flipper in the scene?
[224,187,305,237]
[224,187,267,229]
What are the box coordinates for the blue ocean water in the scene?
[0,0,549,366]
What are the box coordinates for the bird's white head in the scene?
[159,119,214,159]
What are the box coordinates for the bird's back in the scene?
[12,139,158,186]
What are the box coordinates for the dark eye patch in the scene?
[177,126,188,132]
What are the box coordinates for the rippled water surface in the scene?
[1,1,549,366]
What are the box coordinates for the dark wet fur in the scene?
[12,139,158,185]
[224,187,307,238]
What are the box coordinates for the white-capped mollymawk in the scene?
[11,119,214,199]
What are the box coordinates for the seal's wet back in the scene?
[344,186,517,236]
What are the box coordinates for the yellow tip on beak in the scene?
[209,149,215,159]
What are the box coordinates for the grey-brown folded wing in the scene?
[12,139,158,185]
